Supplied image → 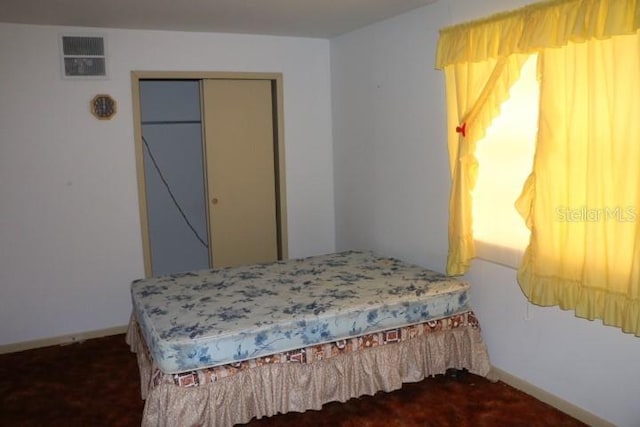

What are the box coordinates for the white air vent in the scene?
[60,35,107,79]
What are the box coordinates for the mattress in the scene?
[142,311,483,390]
[130,250,471,374]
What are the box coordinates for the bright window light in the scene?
[472,55,539,267]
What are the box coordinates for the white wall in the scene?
[331,1,450,271]
[330,1,640,426]
[0,23,335,346]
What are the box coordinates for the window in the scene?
[436,0,640,335]
[471,56,538,268]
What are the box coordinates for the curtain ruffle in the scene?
[127,316,492,427]
[446,232,475,276]
[463,55,525,143]
[436,0,640,69]
[518,256,640,336]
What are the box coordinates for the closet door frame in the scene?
[131,71,288,278]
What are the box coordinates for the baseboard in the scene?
[0,325,128,355]
[490,366,615,427]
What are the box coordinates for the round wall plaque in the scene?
[90,94,117,120]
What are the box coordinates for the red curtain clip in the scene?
[456,122,467,137]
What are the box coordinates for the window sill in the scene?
[474,240,524,270]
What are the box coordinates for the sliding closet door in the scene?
[139,80,209,276]
[202,79,278,268]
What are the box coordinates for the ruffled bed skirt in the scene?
[127,315,491,427]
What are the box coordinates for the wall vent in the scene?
[60,35,108,79]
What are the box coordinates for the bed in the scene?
[126,250,491,426]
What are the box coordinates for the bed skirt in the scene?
[127,313,490,427]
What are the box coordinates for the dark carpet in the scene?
[0,334,586,427]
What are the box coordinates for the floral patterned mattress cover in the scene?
[130,251,471,374]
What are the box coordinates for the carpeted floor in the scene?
[0,334,586,427]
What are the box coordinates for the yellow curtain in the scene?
[437,0,640,275]
[437,0,640,333]
[436,0,640,69]
[516,32,640,335]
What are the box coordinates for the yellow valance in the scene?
[436,0,640,69]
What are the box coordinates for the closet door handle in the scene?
[211,198,219,205]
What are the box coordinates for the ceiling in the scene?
[0,0,438,38]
